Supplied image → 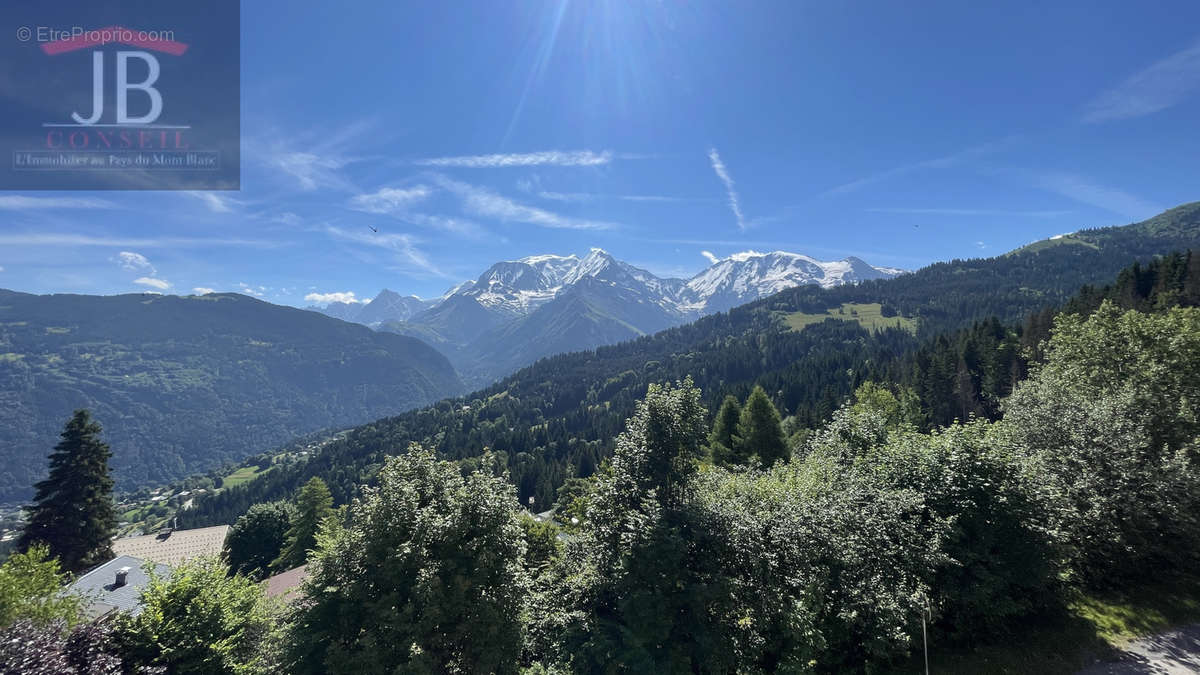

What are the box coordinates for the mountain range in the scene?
[0,292,463,503]
[311,249,904,385]
[184,201,1200,520]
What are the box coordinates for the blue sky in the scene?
[4,1,1200,306]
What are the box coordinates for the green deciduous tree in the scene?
[272,477,333,572]
[538,380,750,671]
[286,446,529,674]
[111,557,279,675]
[224,501,295,580]
[19,410,117,574]
[735,386,790,468]
[689,457,942,672]
[535,379,940,672]
[856,422,1058,640]
[519,514,562,573]
[1001,302,1200,585]
[0,545,83,629]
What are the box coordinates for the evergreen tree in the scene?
[735,386,790,467]
[272,478,332,571]
[19,411,117,574]
[707,394,741,465]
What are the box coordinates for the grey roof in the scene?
[67,555,170,618]
[112,525,229,567]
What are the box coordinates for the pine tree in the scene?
[707,395,742,466]
[18,410,117,574]
[272,477,333,571]
[735,386,790,468]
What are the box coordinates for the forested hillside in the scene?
[0,292,463,502]
[181,204,1200,525]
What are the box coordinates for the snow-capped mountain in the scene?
[462,249,687,317]
[313,248,903,385]
[679,251,905,314]
[437,248,900,320]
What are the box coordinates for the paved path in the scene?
[1076,624,1200,674]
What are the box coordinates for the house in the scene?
[262,564,308,602]
[67,555,170,620]
[111,524,230,567]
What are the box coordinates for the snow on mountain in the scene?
[371,248,904,385]
[676,250,903,313]
[449,248,690,317]
[359,248,904,325]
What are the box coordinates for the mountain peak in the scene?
[516,253,579,265]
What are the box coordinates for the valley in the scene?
[4,5,1199,670]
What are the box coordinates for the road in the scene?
[1076,624,1200,674]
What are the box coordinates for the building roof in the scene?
[67,555,170,619]
[111,525,230,567]
[263,564,308,601]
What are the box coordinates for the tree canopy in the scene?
[18,410,116,574]
[285,448,529,674]
[272,478,333,572]
[224,501,295,579]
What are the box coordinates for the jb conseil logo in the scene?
[3,2,240,190]
[36,27,198,157]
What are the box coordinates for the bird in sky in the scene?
[368,225,378,233]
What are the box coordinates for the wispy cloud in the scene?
[271,151,357,191]
[1083,40,1200,123]
[186,191,237,213]
[402,213,490,240]
[114,251,156,274]
[348,185,488,239]
[325,226,449,278]
[237,282,266,297]
[0,195,118,210]
[536,190,702,204]
[414,150,612,168]
[247,120,377,192]
[619,194,695,203]
[270,212,302,227]
[700,250,720,264]
[433,176,616,230]
[348,186,433,214]
[535,190,596,202]
[1036,173,1162,220]
[134,277,171,290]
[822,138,1015,197]
[192,287,216,295]
[304,291,362,305]
[708,148,746,230]
[865,207,1073,217]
